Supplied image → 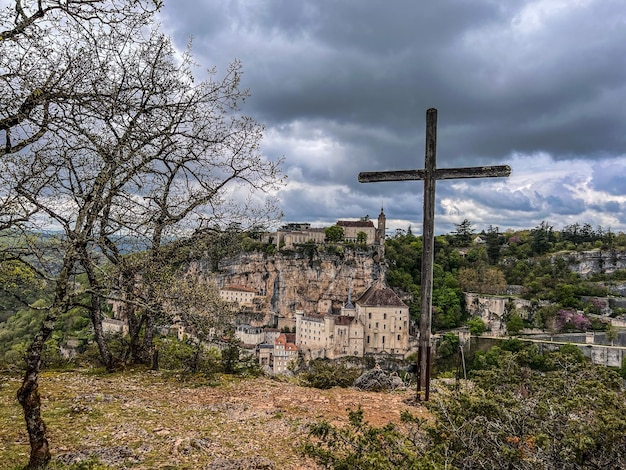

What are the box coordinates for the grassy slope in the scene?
[0,370,419,469]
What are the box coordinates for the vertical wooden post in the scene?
[417,108,437,401]
[357,107,510,401]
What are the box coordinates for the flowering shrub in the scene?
[557,309,591,332]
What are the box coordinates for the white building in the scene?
[219,285,257,307]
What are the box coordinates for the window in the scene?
[383,313,387,320]
[367,335,370,344]
[397,335,401,341]
[368,312,371,319]
[382,336,385,344]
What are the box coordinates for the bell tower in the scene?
[377,207,386,245]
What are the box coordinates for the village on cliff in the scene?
[102,208,626,375]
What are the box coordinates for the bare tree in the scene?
[1,0,160,159]
[1,5,283,468]
[90,38,283,364]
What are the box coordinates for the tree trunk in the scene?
[16,248,74,468]
[16,317,55,469]
[81,253,115,370]
[141,312,155,364]
[90,302,115,370]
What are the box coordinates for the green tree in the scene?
[531,221,555,255]
[432,286,462,329]
[301,359,361,389]
[467,317,487,335]
[506,313,525,335]
[453,218,474,246]
[2,3,283,467]
[605,323,618,346]
[356,231,367,244]
[437,332,460,358]
[324,225,344,242]
[485,225,502,264]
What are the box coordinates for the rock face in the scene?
[353,367,404,391]
[191,248,382,318]
[562,250,626,278]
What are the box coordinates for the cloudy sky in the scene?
[158,0,626,235]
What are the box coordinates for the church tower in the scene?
[376,207,386,245]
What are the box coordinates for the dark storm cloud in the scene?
[160,0,626,233]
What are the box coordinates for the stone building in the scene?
[337,208,386,246]
[273,333,298,374]
[269,223,325,250]
[295,279,411,360]
[269,208,387,250]
[357,282,410,355]
[235,324,265,346]
[219,285,257,307]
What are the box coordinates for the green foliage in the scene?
[153,335,261,378]
[302,407,430,469]
[467,316,487,335]
[324,225,344,243]
[220,332,241,375]
[436,332,459,358]
[300,359,361,389]
[154,338,217,374]
[453,218,474,246]
[558,343,586,363]
[432,286,463,329]
[506,313,525,335]
[305,349,626,469]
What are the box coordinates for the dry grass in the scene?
[0,369,424,469]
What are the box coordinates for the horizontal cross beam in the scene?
[358,165,511,183]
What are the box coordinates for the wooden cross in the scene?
[359,108,510,401]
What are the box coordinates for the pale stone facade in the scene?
[357,283,410,355]
[268,209,387,250]
[282,228,326,249]
[337,219,377,244]
[235,324,265,346]
[295,281,411,360]
[219,285,257,307]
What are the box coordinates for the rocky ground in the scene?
[0,370,425,469]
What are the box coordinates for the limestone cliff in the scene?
[560,249,626,278]
[190,248,382,318]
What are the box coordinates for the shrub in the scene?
[300,359,361,389]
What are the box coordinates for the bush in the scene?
[300,359,361,389]
[304,352,626,469]
[467,317,487,335]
